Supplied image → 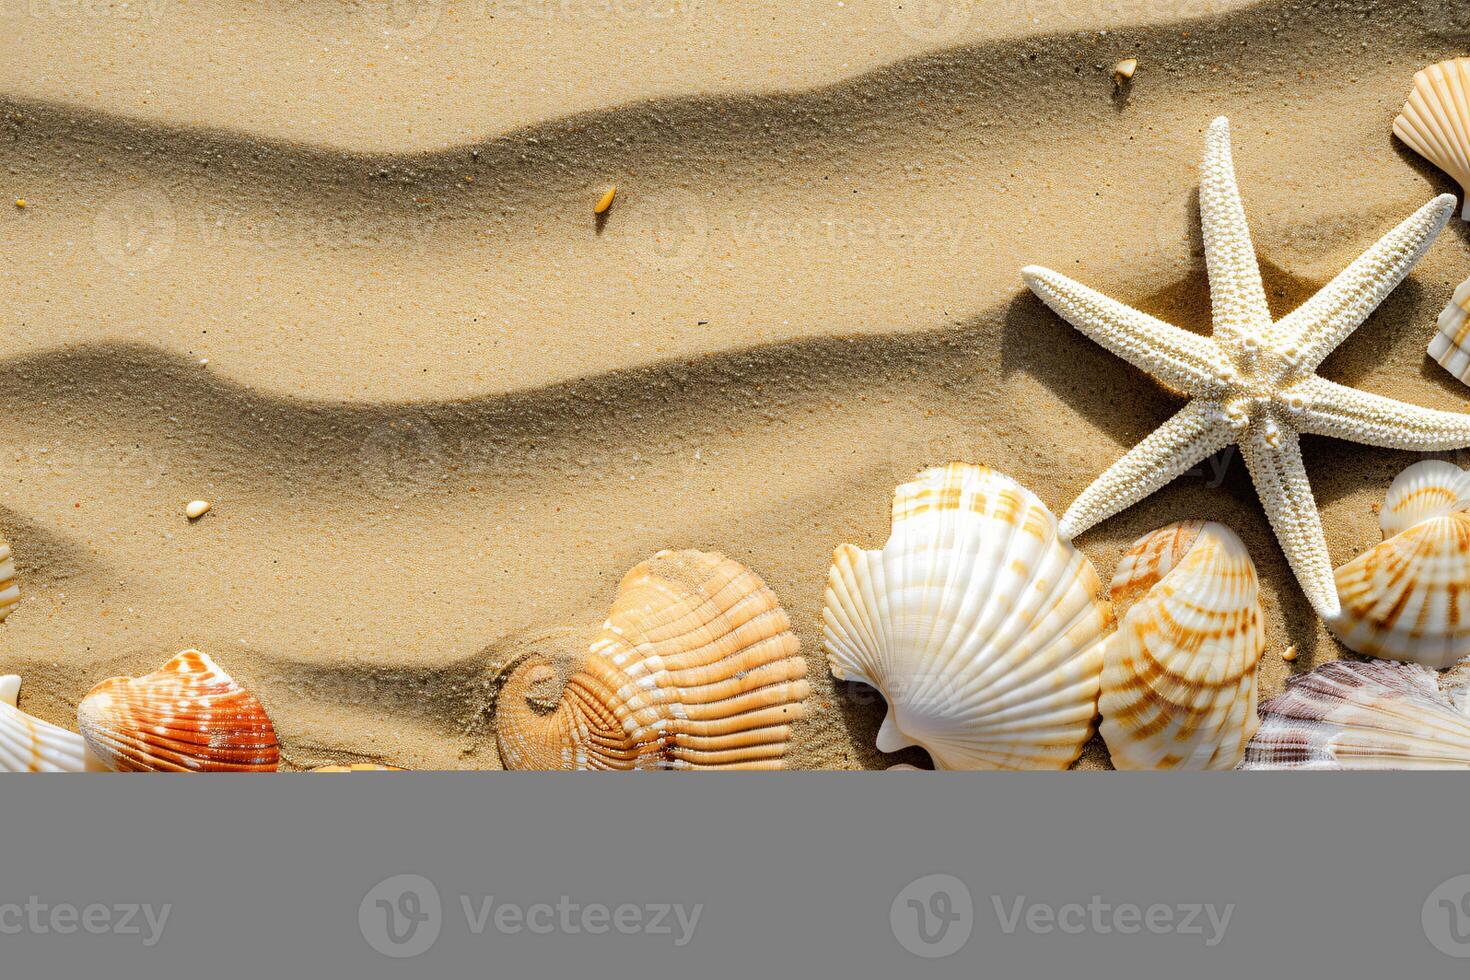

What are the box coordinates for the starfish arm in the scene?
[1279,194,1457,373]
[1293,376,1470,450]
[1199,116,1273,341]
[1058,399,1234,539]
[1239,428,1341,621]
[1022,266,1227,397]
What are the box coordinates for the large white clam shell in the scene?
[0,676,104,772]
[1099,521,1264,770]
[1331,460,1470,668]
[1427,276,1470,385]
[822,462,1112,770]
[1394,57,1470,221]
[1239,658,1470,769]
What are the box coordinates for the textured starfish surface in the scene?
[1022,116,1467,622]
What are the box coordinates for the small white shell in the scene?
[0,535,18,622]
[822,463,1112,770]
[1331,460,1470,668]
[1428,276,1470,385]
[1394,57,1470,221]
[1239,658,1470,770]
[0,676,104,772]
[1099,521,1264,770]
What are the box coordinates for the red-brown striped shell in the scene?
[78,651,280,772]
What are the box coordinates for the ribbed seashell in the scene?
[822,462,1111,770]
[0,676,104,772]
[1239,659,1470,769]
[1428,276,1470,385]
[496,550,809,770]
[1098,521,1264,770]
[1394,57,1470,220]
[1330,460,1470,668]
[78,651,280,772]
[0,534,18,622]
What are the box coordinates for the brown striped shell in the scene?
[78,651,280,772]
[1330,460,1470,668]
[1240,659,1470,770]
[0,533,18,622]
[495,550,809,770]
[1099,521,1264,770]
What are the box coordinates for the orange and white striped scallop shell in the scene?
[78,650,280,772]
[1331,460,1470,668]
[822,463,1112,770]
[1099,521,1264,770]
[495,550,810,770]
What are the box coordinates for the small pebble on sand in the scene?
[1281,645,1298,663]
[594,186,617,215]
[185,500,212,520]
[1114,58,1138,83]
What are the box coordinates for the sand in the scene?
[1,0,1468,769]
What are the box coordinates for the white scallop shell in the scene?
[1239,658,1470,770]
[0,535,18,622]
[1331,460,1470,668]
[822,462,1112,770]
[1099,521,1264,770]
[0,676,104,772]
[1394,57,1470,221]
[1428,276,1470,386]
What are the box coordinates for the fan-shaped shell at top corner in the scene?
[77,650,280,772]
[1331,460,1470,668]
[1394,57,1470,221]
[495,549,810,770]
[1239,658,1470,770]
[1099,521,1265,770]
[821,462,1112,770]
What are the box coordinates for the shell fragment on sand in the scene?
[0,676,105,772]
[1331,460,1470,668]
[185,499,211,519]
[1240,659,1470,770]
[822,463,1111,770]
[1113,58,1138,83]
[1099,521,1264,770]
[78,650,280,772]
[0,535,17,622]
[1394,57,1470,221]
[496,550,809,770]
[594,186,617,214]
[1427,276,1470,385]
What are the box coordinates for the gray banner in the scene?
[3,774,1466,977]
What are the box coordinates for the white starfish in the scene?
[1022,116,1468,622]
